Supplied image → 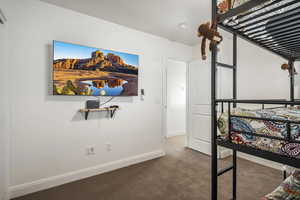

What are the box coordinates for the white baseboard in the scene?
[216,148,283,171]
[9,150,165,199]
[219,148,231,159]
[189,139,211,155]
[238,152,283,171]
[188,140,228,159]
[166,131,186,138]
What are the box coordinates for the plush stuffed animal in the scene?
[197,21,223,60]
[218,0,232,14]
[281,63,298,77]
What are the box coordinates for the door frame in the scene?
[162,58,190,147]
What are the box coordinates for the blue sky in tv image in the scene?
[80,80,128,96]
[53,41,139,67]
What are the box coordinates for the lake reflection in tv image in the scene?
[80,79,128,96]
[53,41,139,96]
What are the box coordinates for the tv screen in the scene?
[53,41,139,96]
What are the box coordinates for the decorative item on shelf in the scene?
[281,63,297,77]
[197,21,223,60]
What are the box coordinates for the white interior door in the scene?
[187,59,212,155]
[187,59,232,155]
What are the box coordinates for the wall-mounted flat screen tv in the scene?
[53,41,139,96]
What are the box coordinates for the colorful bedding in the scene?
[263,169,300,200]
[218,107,300,159]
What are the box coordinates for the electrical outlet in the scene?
[86,146,95,155]
[106,143,112,152]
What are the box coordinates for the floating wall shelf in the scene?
[79,107,118,120]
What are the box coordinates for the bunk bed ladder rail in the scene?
[217,101,237,199]
[211,0,237,200]
[216,102,237,200]
[211,0,238,197]
[211,0,218,200]
[211,0,238,198]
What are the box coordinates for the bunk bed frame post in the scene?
[211,0,218,199]
[233,34,237,107]
[289,60,295,102]
[211,0,238,198]
[285,59,295,179]
[232,33,237,200]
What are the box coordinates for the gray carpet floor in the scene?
[13,136,282,200]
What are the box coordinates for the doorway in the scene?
[164,59,188,149]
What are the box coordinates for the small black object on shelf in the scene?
[86,100,100,109]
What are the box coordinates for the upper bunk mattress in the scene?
[218,107,300,159]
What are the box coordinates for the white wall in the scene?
[166,59,186,137]
[193,30,290,101]
[0,9,10,199]
[236,39,289,100]
[2,0,192,198]
[295,62,300,98]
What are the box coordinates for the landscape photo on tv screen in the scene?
[53,41,139,96]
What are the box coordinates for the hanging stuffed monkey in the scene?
[197,21,223,60]
[281,63,298,77]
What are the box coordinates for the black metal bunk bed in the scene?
[211,0,300,200]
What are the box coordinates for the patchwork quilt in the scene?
[218,107,300,159]
[263,170,300,200]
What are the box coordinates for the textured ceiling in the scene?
[40,0,211,46]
